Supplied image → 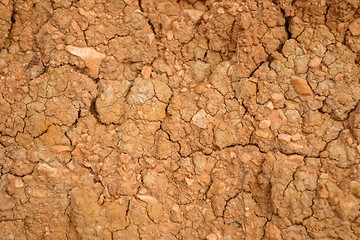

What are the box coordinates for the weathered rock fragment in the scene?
[291,76,313,96]
[65,45,106,78]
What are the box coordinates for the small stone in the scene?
[271,93,284,102]
[294,55,309,73]
[56,44,65,50]
[172,204,180,212]
[241,153,251,164]
[37,163,57,177]
[65,45,106,78]
[185,177,195,186]
[225,152,234,160]
[291,76,313,96]
[314,70,326,77]
[349,181,360,197]
[167,31,174,40]
[308,57,322,68]
[265,101,274,109]
[194,85,208,94]
[51,145,72,153]
[269,109,287,130]
[289,143,304,150]
[334,74,343,82]
[278,134,291,142]
[147,33,155,45]
[259,119,271,129]
[14,178,24,188]
[183,9,204,22]
[88,155,100,162]
[337,194,358,220]
[349,18,360,36]
[291,133,303,141]
[318,186,329,198]
[255,129,270,138]
[120,153,131,163]
[141,66,152,79]
[217,7,225,14]
[285,109,301,123]
[191,109,213,129]
[206,233,218,240]
[198,172,211,185]
[136,194,158,203]
[26,55,45,79]
[189,60,210,82]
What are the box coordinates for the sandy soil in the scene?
[0,0,359,239]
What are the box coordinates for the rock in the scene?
[206,233,218,240]
[65,45,106,78]
[294,55,309,73]
[191,109,213,129]
[136,194,158,203]
[141,66,152,79]
[127,78,155,104]
[308,57,322,68]
[255,129,270,138]
[291,76,313,95]
[269,109,287,130]
[26,55,45,79]
[198,172,211,185]
[271,93,284,102]
[265,101,274,109]
[37,163,57,178]
[337,194,359,220]
[214,121,237,148]
[291,133,303,141]
[171,204,180,213]
[349,18,360,36]
[154,80,172,103]
[289,142,304,151]
[188,60,210,82]
[217,7,225,14]
[278,133,291,142]
[51,145,72,152]
[285,109,301,123]
[282,39,298,57]
[183,9,204,23]
[349,181,360,197]
[259,119,271,129]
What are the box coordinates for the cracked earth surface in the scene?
[0,0,360,239]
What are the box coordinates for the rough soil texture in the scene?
[0,0,360,239]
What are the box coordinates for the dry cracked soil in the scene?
[0,0,360,239]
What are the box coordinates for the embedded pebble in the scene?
[308,57,322,68]
[291,76,313,95]
[65,45,106,78]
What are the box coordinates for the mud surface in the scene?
[0,0,360,239]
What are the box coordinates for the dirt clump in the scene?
[0,0,359,239]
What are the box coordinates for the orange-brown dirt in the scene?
[0,0,360,239]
